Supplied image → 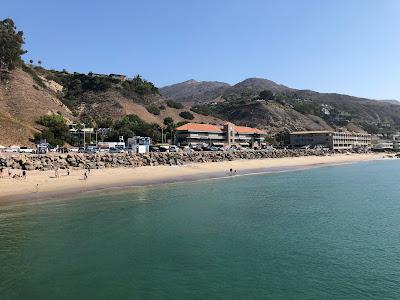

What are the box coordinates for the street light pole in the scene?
[83,124,86,149]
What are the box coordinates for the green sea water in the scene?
[1,160,400,299]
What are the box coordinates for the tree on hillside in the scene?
[258,90,274,100]
[163,117,174,126]
[179,111,194,120]
[0,18,26,70]
[29,59,33,64]
[35,114,70,146]
[166,100,184,109]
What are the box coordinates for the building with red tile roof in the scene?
[175,122,267,148]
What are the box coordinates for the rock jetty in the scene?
[0,149,361,171]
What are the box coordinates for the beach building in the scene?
[88,73,126,81]
[372,141,394,151]
[127,136,151,153]
[97,141,126,150]
[109,74,126,81]
[68,124,94,134]
[175,122,266,148]
[289,131,371,150]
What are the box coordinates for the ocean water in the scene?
[1,160,400,299]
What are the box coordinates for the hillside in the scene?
[160,79,230,105]
[166,78,400,134]
[0,68,74,145]
[0,67,223,146]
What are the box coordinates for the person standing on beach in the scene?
[22,170,27,180]
[0,168,3,178]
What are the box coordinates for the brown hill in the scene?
[0,67,224,146]
[160,79,230,105]
[170,77,400,134]
[0,68,73,146]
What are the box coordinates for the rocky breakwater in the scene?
[0,149,342,171]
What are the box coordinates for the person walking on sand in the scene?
[8,168,11,178]
[0,168,3,178]
[22,170,27,180]
[67,168,70,176]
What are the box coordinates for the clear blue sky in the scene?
[3,0,400,99]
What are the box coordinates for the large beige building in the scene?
[175,123,266,148]
[289,131,371,150]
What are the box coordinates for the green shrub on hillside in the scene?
[179,111,194,120]
[146,104,161,115]
[258,90,274,100]
[166,100,184,109]
[121,75,158,97]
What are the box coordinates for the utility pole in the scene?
[161,127,164,144]
[83,124,86,149]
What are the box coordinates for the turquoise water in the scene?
[1,160,400,299]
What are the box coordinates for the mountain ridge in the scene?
[164,77,400,134]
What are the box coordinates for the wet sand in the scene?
[0,153,387,204]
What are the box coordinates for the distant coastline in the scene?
[0,153,387,205]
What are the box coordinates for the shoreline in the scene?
[0,153,388,205]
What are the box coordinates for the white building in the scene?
[127,136,151,153]
[290,131,371,150]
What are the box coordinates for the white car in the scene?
[19,147,35,154]
[68,147,80,152]
[169,145,180,152]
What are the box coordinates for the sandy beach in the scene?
[0,153,387,204]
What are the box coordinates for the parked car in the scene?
[109,147,125,154]
[169,145,180,152]
[19,146,35,154]
[209,146,222,151]
[191,145,203,151]
[85,146,99,153]
[149,146,160,152]
[68,147,80,152]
